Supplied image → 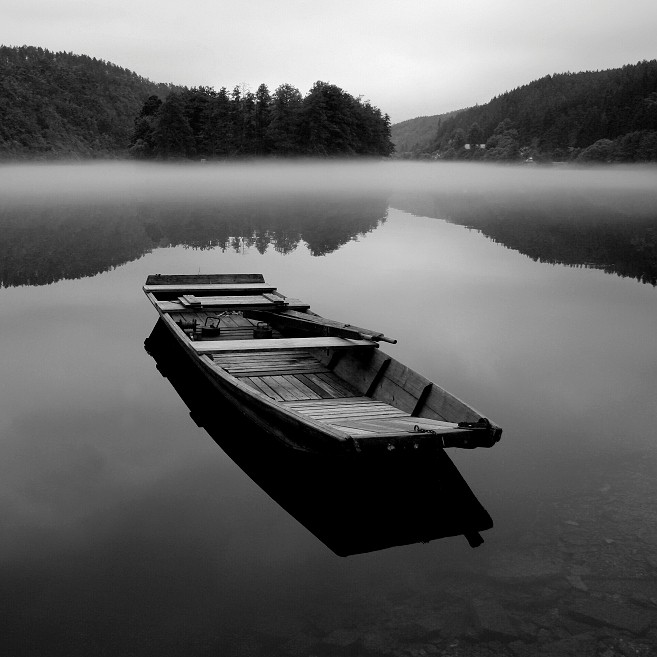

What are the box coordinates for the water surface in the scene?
[1,162,656,656]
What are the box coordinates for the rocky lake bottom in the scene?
[228,450,657,657]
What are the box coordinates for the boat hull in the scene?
[144,274,502,454]
[145,320,495,553]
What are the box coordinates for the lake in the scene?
[1,161,656,656]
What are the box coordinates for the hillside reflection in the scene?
[0,194,388,287]
[3,165,656,288]
[391,188,657,286]
[144,320,494,555]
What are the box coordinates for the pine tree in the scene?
[254,83,272,155]
[202,87,231,157]
[152,93,195,159]
[267,84,302,155]
[129,95,161,157]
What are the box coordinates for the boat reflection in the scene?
[144,320,494,556]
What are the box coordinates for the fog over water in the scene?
[1,160,657,656]
[2,160,657,209]
[2,160,656,287]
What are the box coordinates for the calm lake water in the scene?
[1,162,657,656]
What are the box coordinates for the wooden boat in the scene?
[145,319,495,553]
[143,273,502,454]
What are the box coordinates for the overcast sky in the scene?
[4,0,657,123]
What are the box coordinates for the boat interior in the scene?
[144,275,500,446]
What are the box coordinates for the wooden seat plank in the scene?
[219,365,322,374]
[196,295,278,306]
[212,352,319,364]
[215,350,321,365]
[160,296,276,310]
[218,357,321,367]
[263,292,286,304]
[194,337,377,354]
[146,274,265,286]
[180,295,202,307]
[157,299,310,312]
[213,350,311,357]
[144,283,277,294]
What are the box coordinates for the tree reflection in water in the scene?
[0,194,389,287]
[391,187,657,286]
[3,168,656,288]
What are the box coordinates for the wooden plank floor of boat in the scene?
[208,345,456,438]
[283,401,460,437]
[210,349,360,402]
[180,311,450,439]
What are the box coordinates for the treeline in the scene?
[129,82,394,159]
[396,60,657,162]
[0,45,180,159]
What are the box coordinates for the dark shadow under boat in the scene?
[145,320,494,556]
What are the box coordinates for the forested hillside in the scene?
[390,111,460,156]
[129,82,394,159]
[394,60,657,162]
[4,45,655,162]
[0,45,179,159]
[0,46,392,160]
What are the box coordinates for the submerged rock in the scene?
[280,633,316,656]
[322,627,361,648]
[487,552,564,582]
[569,598,656,634]
[565,574,588,591]
[470,599,518,639]
[535,632,599,657]
[361,629,395,654]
